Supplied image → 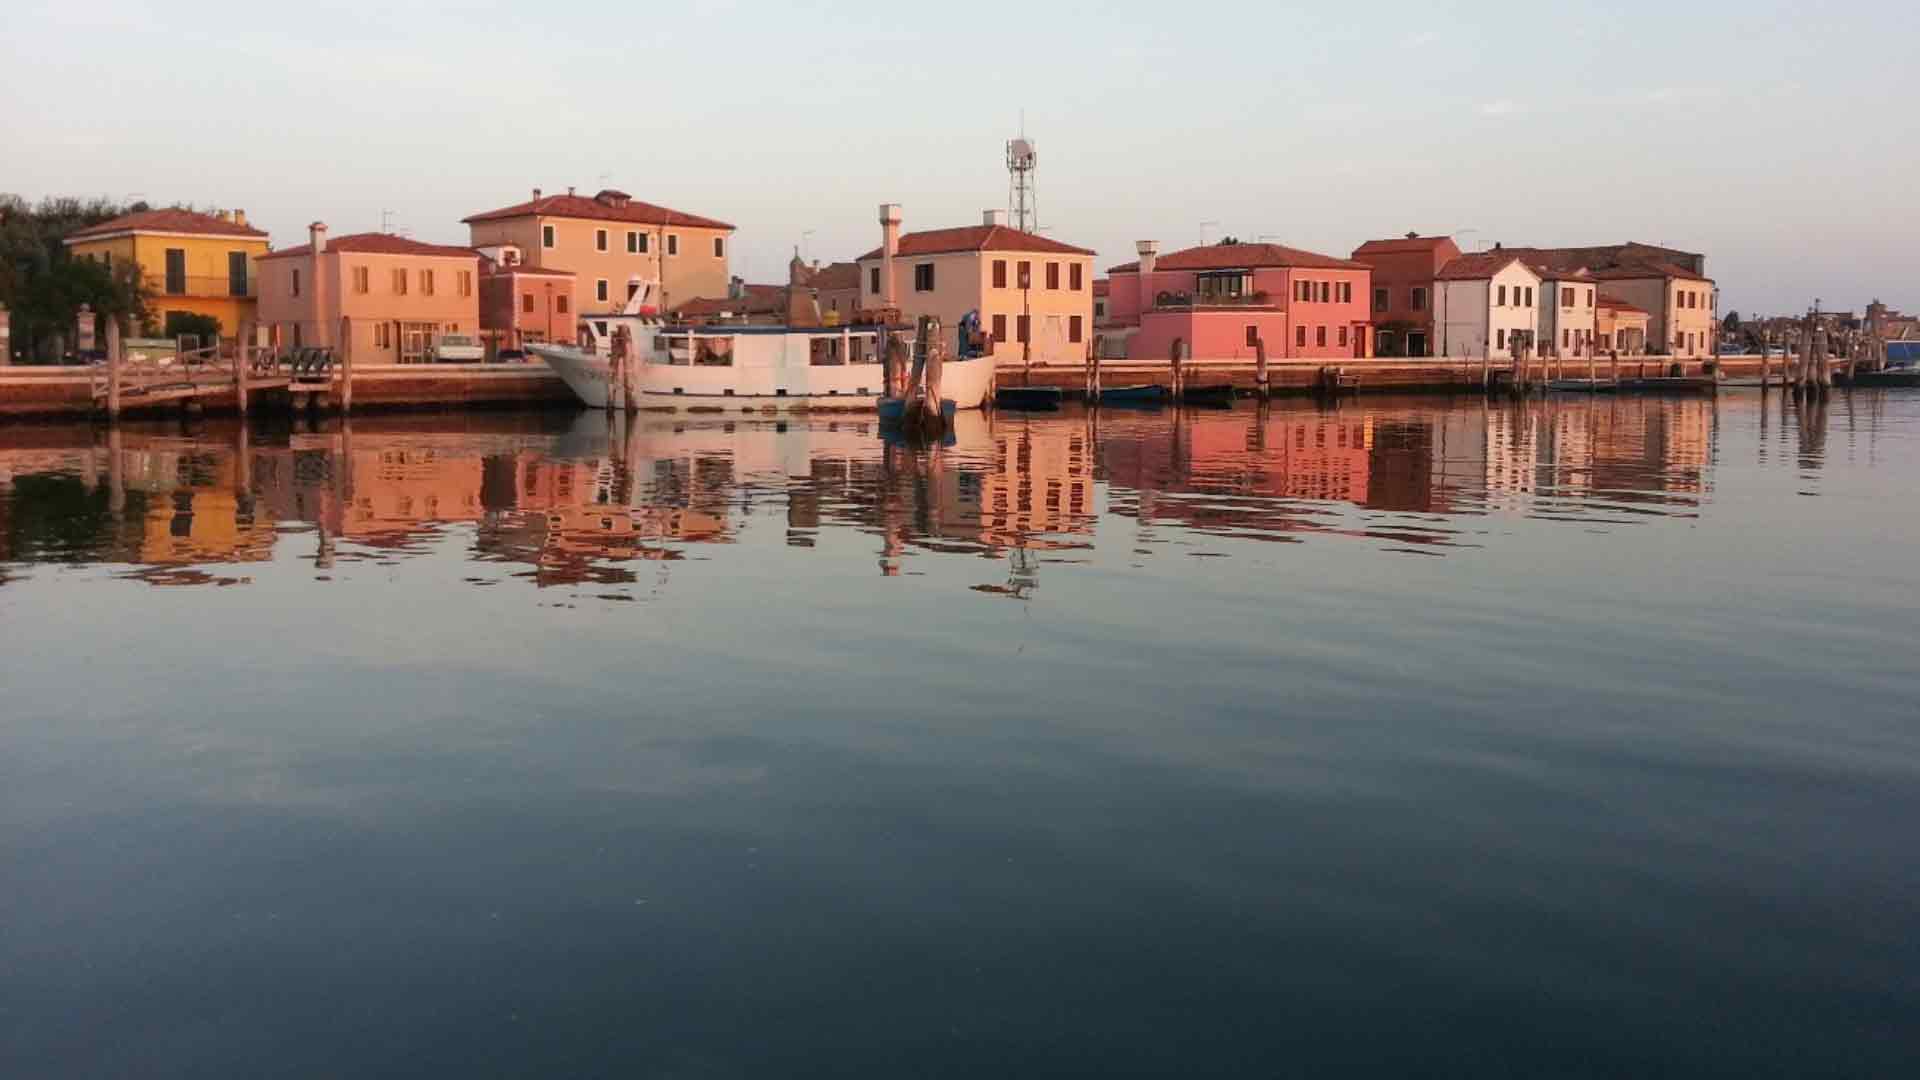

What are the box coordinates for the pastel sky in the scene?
[4,0,1913,315]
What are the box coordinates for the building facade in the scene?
[463,188,734,320]
[64,208,270,338]
[856,207,1096,366]
[1434,253,1541,358]
[1596,296,1651,354]
[256,226,481,362]
[1537,272,1598,358]
[476,246,576,350]
[1351,233,1462,357]
[1590,265,1717,357]
[1104,240,1374,362]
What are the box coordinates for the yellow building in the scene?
[64,208,271,338]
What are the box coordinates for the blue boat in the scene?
[996,386,1064,410]
[879,397,956,423]
[1097,384,1168,405]
[1178,383,1237,405]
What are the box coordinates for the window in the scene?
[393,269,408,295]
[869,267,881,294]
[542,224,555,248]
[291,268,301,297]
[1374,287,1389,313]
[627,281,641,300]
[556,295,569,315]
[626,231,639,254]
[522,293,535,314]
[1070,316,1083,343]
[1245,324,1259,347]
[991,314,1007,341]
[1016,315,1030,343]
[1295,325,1307,347]
[376,323,390,349]
[1316,326,1327,347]
[1498,285,1507,306]
[914,263,935,292]
[1411,286,1427,312]
[1017,261,1031,288]
[1498,329,1508,348]
[595,229,609,252]
[1339,326,1349,347]
[596,279,609,303]
[1586,288,1594,306]
[1562,287,1574,307]
[713,236,725,258]
[1525,287,1534,307]
[1045,262,1060,290]
[228,251,249,297]
[421,269,435,297]
[1070,263,1084,291]
[1319,282,1330,303]
[458,270,472,297]
[353,266,370,294]
[1563,329,1571,348]
[164,248,186,294]
[993,260,1007,288]
[1340,282,1351,304]
[666,234,679,256]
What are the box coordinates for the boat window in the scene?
[694,337,734,367]
[810,338,843,366]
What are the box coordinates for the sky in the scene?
[3,0,1914,316]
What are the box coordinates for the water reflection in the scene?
[0,393,1852,590]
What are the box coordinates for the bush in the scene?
[162,311,221,342]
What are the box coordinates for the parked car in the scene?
[428,334,484,363]
[496,347,527,364]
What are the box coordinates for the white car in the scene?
[429,334,484,363]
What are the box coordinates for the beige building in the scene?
[1591,264,1717,358]
[1596,296,1652,354]
[255,225,481,362]
[856,207,1096,366]
[1535,269,1598,358]
[463,188,734,320]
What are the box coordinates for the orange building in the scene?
[256,225,482,361]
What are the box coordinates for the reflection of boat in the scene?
[879,397,957,424]
[1852,369,1920,387]
[1098,384,1168,405]
[529,288,996,412]
[996,386,1064,410]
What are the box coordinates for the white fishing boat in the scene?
[529,288,997,412]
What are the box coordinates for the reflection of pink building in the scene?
[1104,241,1373,363]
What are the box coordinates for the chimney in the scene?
[234,209,247,228]
[878,203,902,311]
[308,223,330,347]
[309,222,328,254]
[1405,230,1418,240]
[983,209,1008,228]
[567,186,576,196]
[532,187,542,200]
[1135,240,1159,316]
[218,209,233,223]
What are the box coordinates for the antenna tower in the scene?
[1007,124,1037,233]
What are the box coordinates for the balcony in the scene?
[1151,289,1275,311]
[144,274,256,300]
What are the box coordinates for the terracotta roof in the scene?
[809,261,862,291]
[1526,262,1594,281]
[1434,252,1535,281]
[673,284,787,317]
[1107,242,1368,275]
[462,192,733,230]
[66,208,268,241]
[258,233,484,260]
[1597,294,1648,314]
[858,225,1095,260]
[1352,235,1457,256]
[1590,260,1714,284]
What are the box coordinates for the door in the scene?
[1407,331,1427,357]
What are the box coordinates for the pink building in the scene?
[256,225,481,362]
[476,246,576,349]
[1104,241,1374,362]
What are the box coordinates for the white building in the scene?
[1434,252,1540,358]
[1536,270,1598,358]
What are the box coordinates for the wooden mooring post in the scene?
[234,320,251,415]
[338,316,354,414]
[104,316,122,421]
[1254,337,1270,400]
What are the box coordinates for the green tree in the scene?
[1,193,153,361]
[1722,310,1741,332]
[162,311,220,341]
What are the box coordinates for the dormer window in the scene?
[594,189,632,209]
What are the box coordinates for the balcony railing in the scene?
[144,274,256,299]
[1152,289,1275,310]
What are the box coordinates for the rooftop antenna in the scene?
[381,209,397,235]
[1007,113,1037,233]
[801,229,816,261]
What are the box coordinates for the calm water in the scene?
[3,394,1918,1077]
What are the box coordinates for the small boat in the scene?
[1097,384,1168,405]
[878,397,958,423]
[1852,368,1920,388]
[1179,383,1237,405]
[995,386,1064,410]
[1549,376,1716,394]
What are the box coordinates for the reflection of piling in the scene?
[1254,337,1270,400]
[339,316,355,414]
[902,316,950,437]
[106,426,125,513]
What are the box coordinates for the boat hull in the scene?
[531,343,997,412]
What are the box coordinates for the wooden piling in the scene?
[234,320,251,415]
[1254,337,1270,400]
[1609,349,1620,387]
[339,316,354,414]
[105,316,122,421]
